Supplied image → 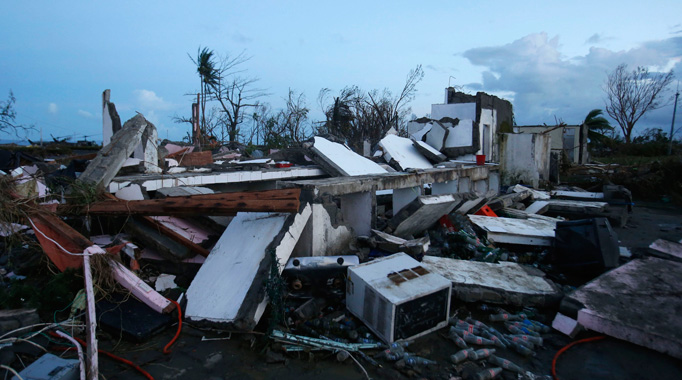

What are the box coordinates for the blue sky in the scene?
[1,1,681,143]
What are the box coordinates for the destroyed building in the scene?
[1,89,681,380]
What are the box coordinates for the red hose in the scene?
[163,298,182,354]
[552,335,605,380]
[49,331,154,380]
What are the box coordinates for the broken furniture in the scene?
[346,252,451,343]
[552,217,619,276]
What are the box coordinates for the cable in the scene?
[48,331,154,380]
[0,364,23,379]
[552,335,605,380]
[163,298,182,354]
[54,330,86,380]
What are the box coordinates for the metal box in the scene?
[346,252,451,343]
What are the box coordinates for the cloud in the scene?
[47,103,58,114]
[133,89,173,111]
[586,33,602,44]
[78,109,95,118]
[462,33,682,133]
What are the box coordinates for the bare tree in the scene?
[206,52,267,142]
[276,89,311,144]
[604,64,674,143]
[317,65,424,152]
[0,91,33,137]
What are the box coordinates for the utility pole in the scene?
[669,84,679,155]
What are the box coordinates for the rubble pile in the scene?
[1,108,681,380]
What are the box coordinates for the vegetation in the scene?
[1,91,33,137]
[603,64,674,143]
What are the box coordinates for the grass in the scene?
[593,154,680,166]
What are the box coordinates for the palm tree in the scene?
[583,109,613,141]
[190,47,219,143]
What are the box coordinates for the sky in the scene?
[1,1,681,143]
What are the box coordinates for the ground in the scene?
[4,203,682,380]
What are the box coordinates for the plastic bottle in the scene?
[489,313,521,322]
[487,355,524,373]
[479,330,507,348]
[508,336,535,350]
[376,342,406,361]
[450,348,476,364]
[401,355,436,367]
[472,348,496,360]
[510,334,543,346]
[448,329,468,349]
[508,341,535,356]
[506,323,540,337]
[462,331,495,346]
[474,367,503,380]
[486,327,511,346]
[465,317,490,330]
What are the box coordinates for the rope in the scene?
[552,335,605,380]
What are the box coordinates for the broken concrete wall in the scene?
[499,133,550,188]
[295,202,355,257]
[102,89,121,147]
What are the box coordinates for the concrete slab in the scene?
[389,194,460,238]
[378,134,432,170]
[525,201,550,215]
[511,184,550,200]
[649,239,682,261]
[310,136,387,176]
[547,199,608,213]
[468,215,556,246]
[424,122,448,151]
[564,257,682,359]
[413,140,446,163]
[186,206,311,329]
[422,256,561,307]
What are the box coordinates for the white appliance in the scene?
[346,252,451,343]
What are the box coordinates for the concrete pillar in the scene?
[489,172,500,194]
[432,180,459,195]
[393,186,421,214]
[340,192,373,236]
[458,177,471,193]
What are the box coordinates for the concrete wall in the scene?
[499,133,551,188]
[517,125,582,164]
[431,103,476,121]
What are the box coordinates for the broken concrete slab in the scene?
[79,114,150,188]
[511,184,550,200]
[552,312,583,338]
[468,215,556,246]
[525,201,550,215]
[424,121,448,151]
[310,136,387,176]
[413,140,446,163]
[422,256,561,307]
[562,257,682,360]
[387,194,460,238]
[551,190,605,200]
[377,134,432,171]
[371,229,430,258]
[485,191,532,211]
[185,205,311,330]
[649,239,682,262]
[500,208,563,223]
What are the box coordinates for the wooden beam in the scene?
[59,197,300,216]
[139,216,211,257]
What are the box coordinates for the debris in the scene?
[78,114,152,188]
[468,215,556,246]
[176,150,213,167]
[0,309,39,334]
[11,353,79,380]
[413,140,446,163]
[155,274,178,292]
[185,205,311,330]
[546,199,609,213]
[648,239,682,261]
[309,136,387,176]
[524,201,550,215]
[387,194,460,238]
[370,230,430,259]
[346,253,451,343]
[377,134,432,171]
[96,293,174,342]
[562,257,682,359]
[510,184,550,200]
[553,218,619,275]
[551,312,582,338]
[423,255,561,307]
[281,255,359,298]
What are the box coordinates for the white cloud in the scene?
[462,33,682,133]
[133,89,172,111]
[47,103,58,114]
[78,109,94,118]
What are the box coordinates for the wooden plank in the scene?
[110,260,174,313]
[78,114,148,188]
[158,188,301,201]
[58,197,300,216]
[82,250,99,380]
[469,215,556,246]
[501,208,562,222]
[140,216,211,258]
[177,150,213,166]
[547,199,608,213]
